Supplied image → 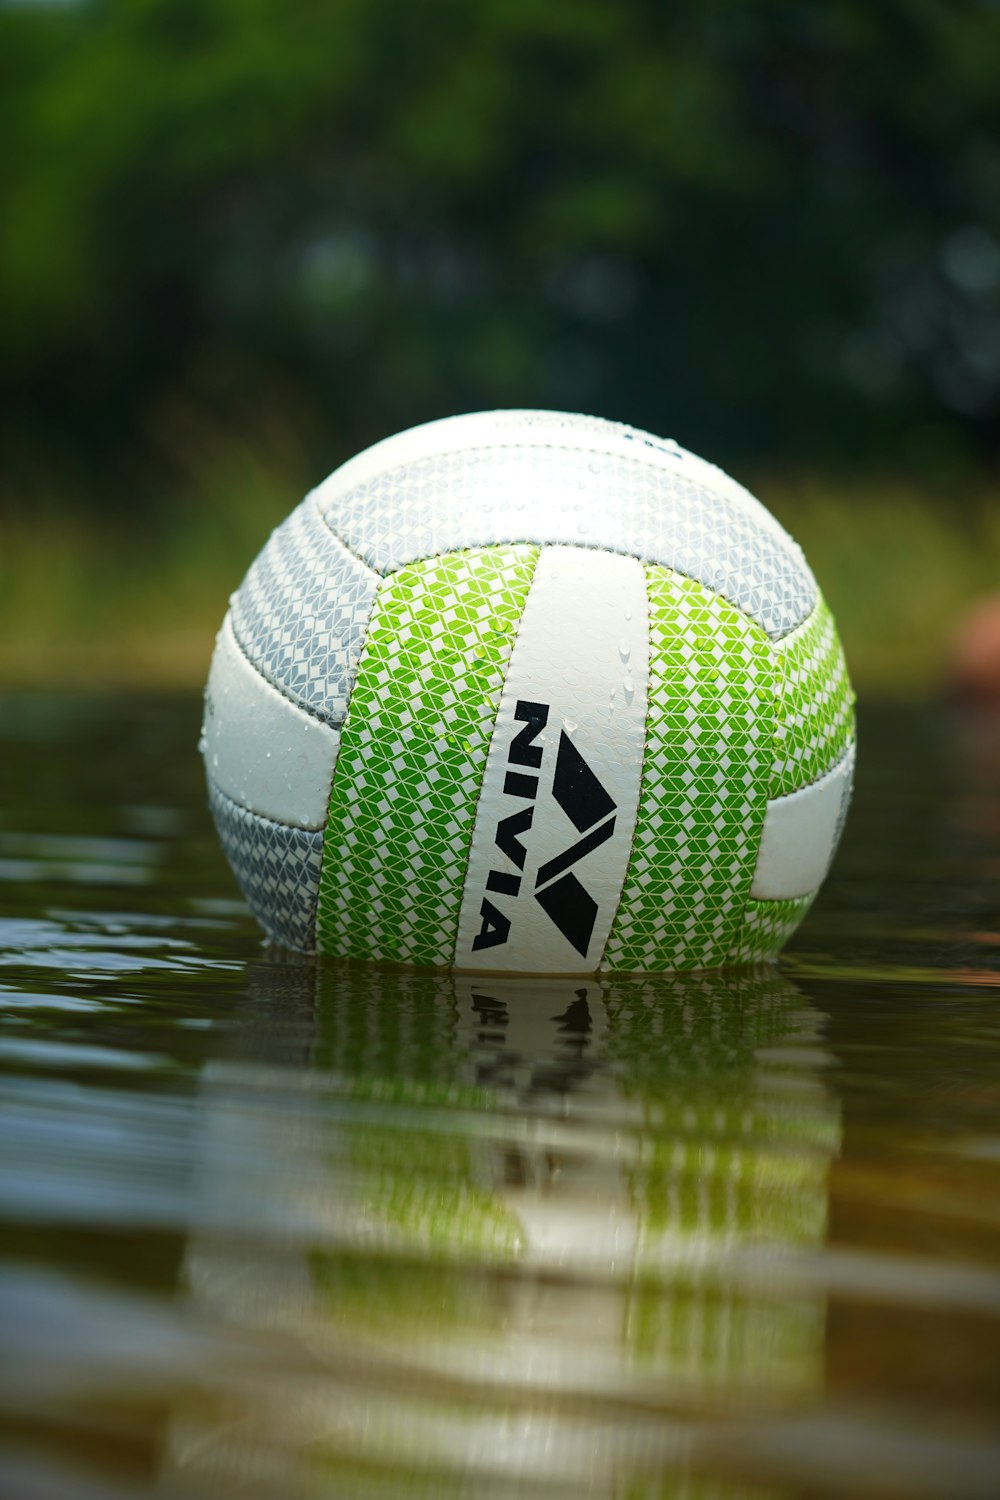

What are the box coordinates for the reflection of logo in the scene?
[472,700,618,958]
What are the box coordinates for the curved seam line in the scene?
[599,559,654,973]
[773,590,852,650]
[602,575,779,970]
[751,633,786,959]
[217,781,322,948]
[209,780,325,838]
[770,718,857,799]
[723,637,781,964]
[750,744,855,909]
[773,594,828,652]
[320,437,803,551]
[448,544,543,967]
[317,444,817,634]
[770,594,854,790]
[309,489,385,577]
[374,541,813,640]
[314,577,391,953]
[228,608,350,731]
[771,610,820,642]
[744,892,817,913]
[316,543,539,963]
[762,740,856,807]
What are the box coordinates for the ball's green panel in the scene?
[307,966,523,1266]
[316,545,539,966]
[602,966,839,1151]
[603,569,775,973]
[727,894,816,963]
[310,963,463,1086]
[329,1124,523,1262]
[771,594,854,798]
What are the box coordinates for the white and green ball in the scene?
[201,410,855,972]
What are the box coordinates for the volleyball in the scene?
[201,410,855,972]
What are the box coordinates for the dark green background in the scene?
[4,0,999,508]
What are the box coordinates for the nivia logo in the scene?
[472,700,617,958]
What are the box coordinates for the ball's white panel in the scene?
[318,409,796,554]
[315,434,815,639]
[230,495,379,725]
[750,744,855,901]
[207,784,324,951]
[202,614,340,830]
[455,546,648,973]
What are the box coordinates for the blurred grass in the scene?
[767,478,1000,697]
[2,432,997,696]
[1,406,312,691]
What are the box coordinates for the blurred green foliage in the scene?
[2,0,1000,504]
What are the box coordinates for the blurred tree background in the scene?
[2,0,1000,689]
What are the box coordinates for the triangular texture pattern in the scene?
[727,894,817,964]
[231,496,379,724]
[307,966,527,1253]
[316,545,539,966]
[317,446,816,640]
[602,966,817,1098]
[208,783,324,950]
[770,595,855,797]
[603,569,775,972]
[309,966,463,1083]
[602,966,839,1224]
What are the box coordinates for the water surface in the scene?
[2,695,999,1499]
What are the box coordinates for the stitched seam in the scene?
[448,544,543,965]
[309,489,385,578]
[772,594,824,652]
[600,563,654,971]
[328,437,775,523]
[378,538,813,641]
[770,593,854,795]
[209,779,325,838]
[227,611,349,731]
[328,433,810,554]
[762,740,857,805]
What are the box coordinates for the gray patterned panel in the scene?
[209,782,323,951]
[230,497,380,725]
[319,446,815,639]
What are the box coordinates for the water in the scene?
[2,694,999,1499]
